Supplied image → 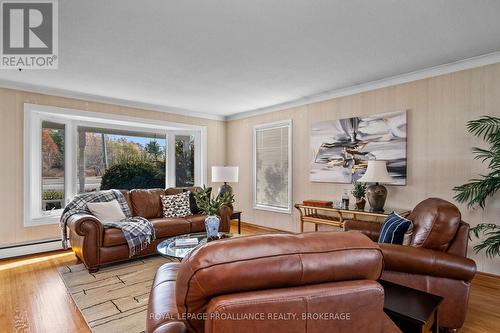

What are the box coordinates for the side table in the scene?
[230,211,242,234]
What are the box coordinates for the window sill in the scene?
[25,214,61,227]
[253,205,292,214]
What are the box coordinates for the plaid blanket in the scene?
[60,189,156,257]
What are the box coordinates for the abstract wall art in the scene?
[310,110,407,185]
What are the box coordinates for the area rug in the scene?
[58,256,176,333]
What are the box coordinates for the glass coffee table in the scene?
[157,232,233,259]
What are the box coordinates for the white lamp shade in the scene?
[212,166,239,183]
[358,160,393,184]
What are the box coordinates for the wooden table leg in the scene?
[315,223,319,232]
[238,214,241,234]
[432,309,439,333]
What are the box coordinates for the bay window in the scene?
[24,104,206,226]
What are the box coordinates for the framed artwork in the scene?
[310,110,407,185]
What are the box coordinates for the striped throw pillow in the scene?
[378,212,412,245]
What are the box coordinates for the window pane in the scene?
[255,125,290,210]
[41,122,65,211]
[77,128,166,192]
[175,135,195,187]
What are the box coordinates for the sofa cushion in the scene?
[102,228,128,247]
[102,218,190,247]
[86,200,126,223]
[165,187,184,195]
[185,214,206,233]
[120,190,133,210]
[160,192,192,218]
[378,212,412,245]
[408,198,461,251]
[129,189,165,219]
[150,217,191,238]
[184,187,210,214]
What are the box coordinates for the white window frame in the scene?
[253,120,293,214]
[24,103,207,226]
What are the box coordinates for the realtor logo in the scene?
[1,0,58,69]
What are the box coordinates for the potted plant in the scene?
[193,186,235,239]
[351,181,367,210]
[453,116,499,258]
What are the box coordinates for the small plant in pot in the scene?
[193,186,235,240]
[351,181,367,210]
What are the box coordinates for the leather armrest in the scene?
[150,321,186,333]
[67,213,104,245]
[66,214,103,270]
[217,205,233,232]
[380,243,477,282]
[343,220,381,242]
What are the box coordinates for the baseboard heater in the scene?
[0,238,65,259]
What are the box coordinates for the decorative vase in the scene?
[355,197,366,210]
[204,215,220,239]
[366,183,387,212]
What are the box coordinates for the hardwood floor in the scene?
[0,222,498,333]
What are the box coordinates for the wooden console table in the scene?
[294,204,410,232]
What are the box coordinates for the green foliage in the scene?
[193,186,234,216]
[100,160,165,190]
[351,181,367,198]
[175,138,195,187]
[42,190,64,200]
[49,129,65,155]
[145,140,164,162]
[453,116,500,258]
[470,224,500,258]
[453,116,500,209]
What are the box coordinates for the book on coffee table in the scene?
[175,238,199,247]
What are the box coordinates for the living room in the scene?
[0,1,499,333]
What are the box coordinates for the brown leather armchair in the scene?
[344,198,477,332]
[147,231,401,333]
[67,187,232,272]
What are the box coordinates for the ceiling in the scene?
[1,0,500,119]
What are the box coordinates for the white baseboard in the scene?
[0,239,64,259]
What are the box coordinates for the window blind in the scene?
[254,122,291,212]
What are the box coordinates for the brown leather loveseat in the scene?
[67,187,232,272]
[344,198,477,332]
[147,231,401,333]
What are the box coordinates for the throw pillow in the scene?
[86,200,126,223]
[161,191,193,218]
[185,187,212,215]
[378,212,412,245]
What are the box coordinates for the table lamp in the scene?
[211,166,239,197]
[357,160,393,212]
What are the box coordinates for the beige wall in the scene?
[1,63,499,274]
[0,88,226,247]
[227,63,500,274]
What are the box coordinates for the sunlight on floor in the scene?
[0,252,73,271]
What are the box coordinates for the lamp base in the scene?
[218,182,233,197]
[366,183,387,212]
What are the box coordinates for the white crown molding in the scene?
[226,51,500,121]
[0,79,226,121]
[1,51,499,122]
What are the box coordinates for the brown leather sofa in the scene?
[344,198,477,332]
[67,187,232,272]
[147,231,402,333]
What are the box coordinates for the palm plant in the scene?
[453,116,500,258]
